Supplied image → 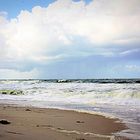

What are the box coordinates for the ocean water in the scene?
[0,79,140,139]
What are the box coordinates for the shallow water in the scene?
[0,79,140,139]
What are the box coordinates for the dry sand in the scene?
[0,104,128,140]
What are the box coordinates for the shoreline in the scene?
[0,104,128,140]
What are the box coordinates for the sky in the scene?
[0,0,140,79]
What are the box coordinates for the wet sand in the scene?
[0,104,128,140]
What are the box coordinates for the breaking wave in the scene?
[0,80,140,106]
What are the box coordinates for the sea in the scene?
[0,79,140,139]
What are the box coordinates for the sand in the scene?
[0,104,128,140]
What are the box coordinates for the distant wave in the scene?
[0,79,140,84]
[40,79,140,83]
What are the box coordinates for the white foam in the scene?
[1,82,140,106]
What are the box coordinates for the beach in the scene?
[0,79,140,139]
[0,104,127,140]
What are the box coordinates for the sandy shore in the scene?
[0,104,128,140]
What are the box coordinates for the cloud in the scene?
[125,65,140,72]
[0,11,7,17]
[0,69,39,79]
[0,0,140,78]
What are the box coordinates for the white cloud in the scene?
[0,0,140,72]
[0,11,7,17]
[125,65,140,72]
[0,69,39,79]
[120,49,140,56]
